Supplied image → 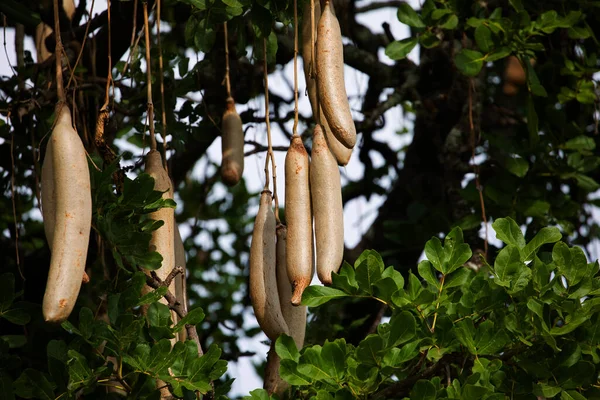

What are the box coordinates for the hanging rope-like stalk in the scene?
[143,2,157,151]
[292,0,299,137]
[157,0,168,168]
[224,22,232,98]
[263,39,280,222]
[53,0,66,103]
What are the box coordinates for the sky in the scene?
[3,0,599,396]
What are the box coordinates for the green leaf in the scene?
[564,135,596,151]
[527,95,539,145]
[147,302,173,327]
[562,390,588,400]
[494,245,526,287]
[1,335,26,348]
[276,334,300,362]
[431,9,452,20]
[66,350,93,391]
[418,261,439,289]
[475,321,510,355]
[454,319,477,354]
[455,49,484,77]
[410,380,437,399]
[503,156,529,178]
[13,369,55,399]
[331,261,359,294]
[444,268,471,289]
[356,334,384,366]
[439,14,459,29]
[492,217,525,248]
[280,359,312,385]
[525,58,547,97]
[509,0,524,12]
[486,46,511,62]
[406,271,424,301]
[425,237,445,273]
[321,339,347,380]
[522,227,562,261]
[553,242,588,286]
[397,3,426,28]
[355,250,385,294]
[79,307,94,340]
[444,227,472,274]
[301,286,348,307]
[194,18,216,53]
[387,311,416,347]
[550,313,588,336]
[475,25,493,52]
[174,307,205,331]
[534,383,562,397]
[386,37,418,60]
[1,308,30,325]
[382,340,420,367]
[463,384,491,399]
[136,286,168,306]
[244,389,273,400]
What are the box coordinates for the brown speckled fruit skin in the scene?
[42,104,92,323]
[285,135,314,306]
[249,190,290,340]
[316,0,356,149]
[302,0,352,165]
[221,97,245,186]
[310,125,344,285]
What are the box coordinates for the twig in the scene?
[143,269,204,357]
[244,141,288,157]
[121,0,140,76]
[158,266,183,288]
[143,2,157,151]
[67,0,96,89]
[8,117,23,280]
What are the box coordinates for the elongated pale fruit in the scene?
[310,125,344,285]
[42,104,92,323]
[263,342,287,396]
[221,97,245,186]
[321,112,352,166]
[145,150,176,319]
[41,139,55,245]
[174,225,188,342]
[316,0,356,149]
[249,190,289,340]
[301,1,351,166]
[302,0,321,119]
[285,135,314,306]
[276,224,307,347]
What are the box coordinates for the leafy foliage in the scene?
[0,0,599,398]
[279,220,600,399]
